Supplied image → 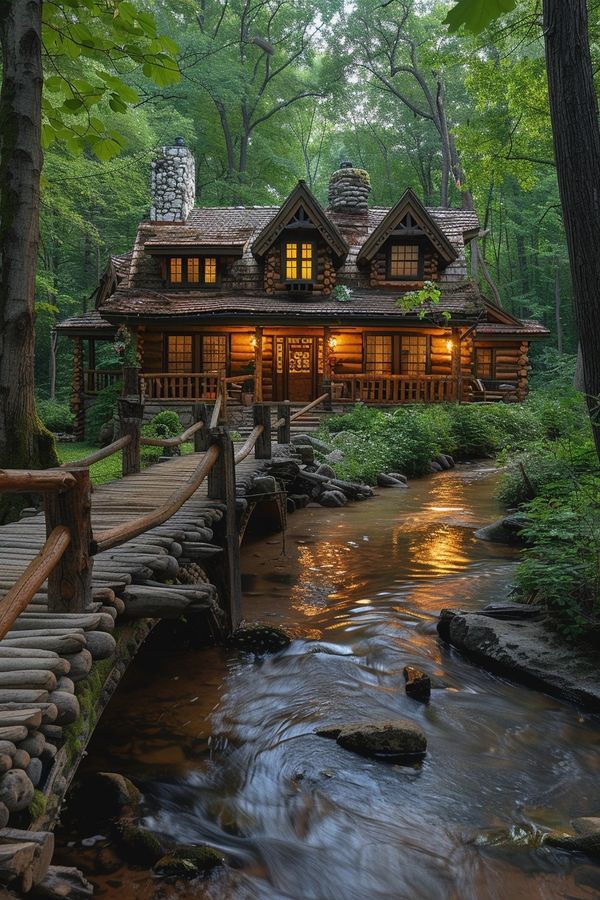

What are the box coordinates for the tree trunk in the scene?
[543,0,600,459]
[554,264,563,355]
[0,0,58,493]
[49,329,57,401]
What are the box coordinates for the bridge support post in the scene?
[118,397,143,476]
[193,402,210,451]
[322,378,333,411]
[253,404,272,459]
[207,427,241,632]
[45,467,93,613]
[277,402,291,444]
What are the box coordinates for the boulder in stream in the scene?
[403,666,431,702]
[113,823,163,866]
[75,772,142,826]
[377,473,407,488]
[320,490,348,508]
[33,865,93,899]
[155,844,225,879]
[317,720,427,761]
[545,830,600,859]
[230,624,291,655]
[474,513,528,545]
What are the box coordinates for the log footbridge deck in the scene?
[0,386,324,893]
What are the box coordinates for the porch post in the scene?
[323,325,332,410]
[71,337,85,441]
[451,327,462,403]
[254,325,263,402]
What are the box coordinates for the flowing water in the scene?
[56,465,600,899]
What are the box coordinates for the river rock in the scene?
[250,475,277,494]
[545,830,600,858]
[0,802,9,829]
[84,631,116,661]
[316,464,336,479]
[229,624,291,655]
[437,608,600,710]
[51,691,80,726]
[113,823,163,866]
[320,490,347,508]
[326,449,344,464]
[291,434,331,454]
[12,748,31,770]
[26,757,43,788]
[76,772,142,825]
[34,865,93,899]
[0,754,12,774]
[429,461,443,473]
[0,768,34,811]
[387,472,408,484]
[434,454,451,470]
[63,650,92,682]
[572,817,600,836]
[155,844,224,878]
[403,666,431,702]
[290,494,309,509]
[377,473,406,488]
[293,445,314,464]
[317,720,427,760]
[474,513,527,545]
[18,732,45,758]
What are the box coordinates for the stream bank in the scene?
[53,465,600,899]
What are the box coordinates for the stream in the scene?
[56,465,600,899]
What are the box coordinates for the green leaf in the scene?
[45,76,65,94]
[444,0,518,34]
[90,137,123,161]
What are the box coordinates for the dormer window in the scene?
[167,256,218,286]
[388,243,422,280]
[284,241,314,283]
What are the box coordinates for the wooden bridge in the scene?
[0,378,327,893]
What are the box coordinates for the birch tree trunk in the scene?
[0,0,58,498]
[543,0,600,460]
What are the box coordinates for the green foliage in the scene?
[28,789,47,822]
[396,281,449,323]
[444,0,518,34]
[85,381,122,444]
[37,399,74,433]
[144,410,182,438]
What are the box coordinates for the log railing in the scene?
[330,374,458,404]
[141,370,222,401]
[83,368,121,395]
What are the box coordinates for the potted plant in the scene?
[241,360,255,406]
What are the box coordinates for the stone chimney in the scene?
[150,138,196,222]
[328,160,371,214]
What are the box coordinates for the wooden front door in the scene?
[286,337,315,401]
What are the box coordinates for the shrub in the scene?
[85,381,122,444]
[37,399,73,433]
[143,410,182,440]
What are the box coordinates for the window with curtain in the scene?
[167,335,193,371]
[389,244,420,278]
[365,335,392,374]
[284,241,314,281]
[399,335,427,374]
[202,335,227,373]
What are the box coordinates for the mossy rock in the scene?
[545,830,600,859]
[229,624,291,655]
[70,772,141,828]
[155,844,224,878]
[114,823,163,866]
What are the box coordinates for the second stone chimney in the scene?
[328,161,371,214]
[150,138,196,222]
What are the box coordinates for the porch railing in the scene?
[330,374,458,404]
[84,368,121,394]
[140,370,223,401]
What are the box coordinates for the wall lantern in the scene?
[446,339,454,352]
[328,336,338,351]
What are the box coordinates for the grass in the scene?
[56,441,194,485]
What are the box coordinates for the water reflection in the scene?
[58,466,600,900]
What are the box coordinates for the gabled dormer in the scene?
[252,181,349,295]
[357,188,458,289]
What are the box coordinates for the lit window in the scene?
[400,335,427,374]
[187,257,200,283]
[476,348,494,379]
[204,257,217,284]
[301,243,313,280]
[202,335,227,372]
[169,257,183,283]
[365,335,392,374]
[390,244,420,278]
[167,335,193,371]
[285,242,298,280]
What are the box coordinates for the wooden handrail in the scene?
[140,369,222,379]
[93,444,220,553]
[234,425,264,464]
[0,527,71,640]
[331,373,455,381]
[222,374,254,385]
[209,396,222,429]
[289,393,329,422]
[0,469,76,494]
[59,435,132,469]
[140,419,205,448]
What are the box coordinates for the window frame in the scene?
[165,255,219,288]
[386,241,424,281]
[363,333,431,376]
[165,333,195,372]
[475,347,496,381]
[281,238,317,285]
[200,333,229,374]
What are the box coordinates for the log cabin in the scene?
[57,140,548,437]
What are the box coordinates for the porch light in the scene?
[446,339,454,352]
[328,336,338,351]
[250,334,257,349]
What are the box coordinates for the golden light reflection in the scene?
[290,541,368,616]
